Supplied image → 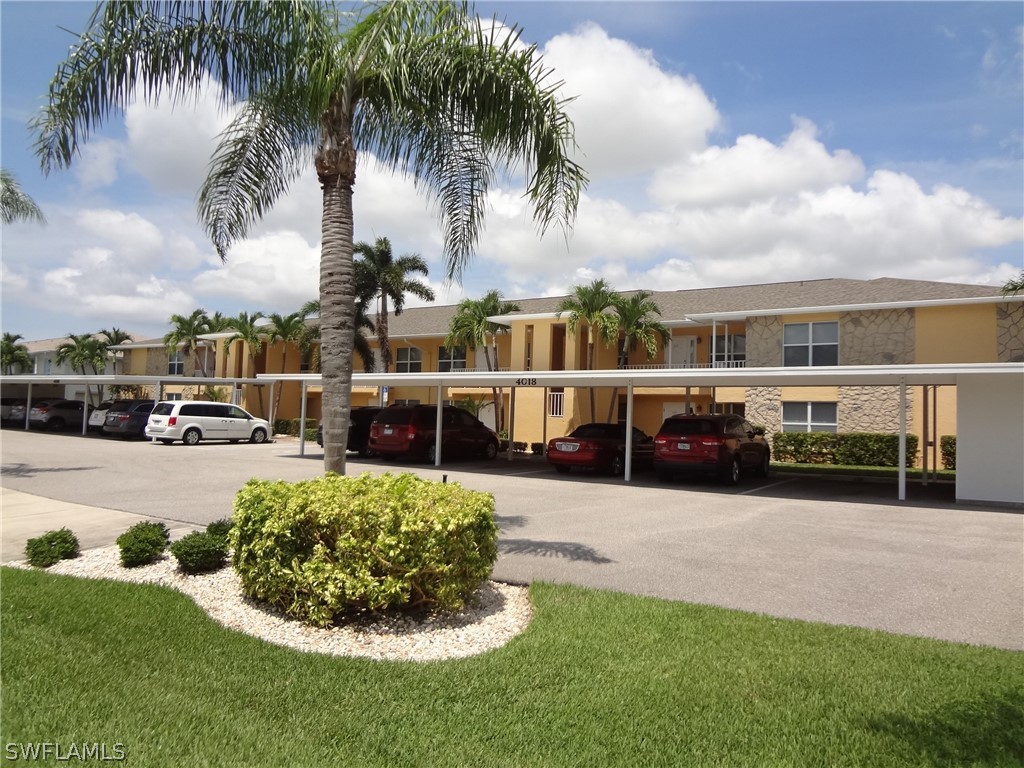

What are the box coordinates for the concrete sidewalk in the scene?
[1,487,201,563]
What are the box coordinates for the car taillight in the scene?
[701,437,725,448]
[654,437,667,445]
[406,426,416,441]
[168,416,177,426]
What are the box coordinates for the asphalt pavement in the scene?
[2,427,1021,650]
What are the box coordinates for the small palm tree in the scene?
[1,333,32,374]
[98,327,132,375]
[302,299,375,375]
[55,333,106,406]
[164,309,212,377]
[266,311,307,414]
[224,311,267,417]
[445,289,520,432]
[36,1,584,474]
[605,292,670,422]
[354,237,435,373]
[1002,271,1024,296]
[555,279,618,422]
[1,168,45,225]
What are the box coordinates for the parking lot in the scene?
[1,428,1021,650]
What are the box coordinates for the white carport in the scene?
[267,361,1024,505]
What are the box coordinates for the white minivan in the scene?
[146,401,271,445]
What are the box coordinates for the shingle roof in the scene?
[386,277,1005,336]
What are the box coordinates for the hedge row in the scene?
[771,432,919,468]
[273,418,318,437]
[940,436,956,470]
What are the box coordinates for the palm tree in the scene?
[555,279,618,422]
[224,311,267,417]
[266,311,306,414]
[163,309,212,377]
[35,1,585,474]
[97,327,132,375]
[1002,271,1024,296]
[605,291,670,423]
[1,333,32,374]
[55,333,106,406]
[354,237,435,373]
[1,168,45,225]
[445,289,520,432]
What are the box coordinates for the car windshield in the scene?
[659,419,719,437]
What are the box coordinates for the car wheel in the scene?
[554,465,571,474]
[182,428,201,446]
[250,428,268,444]
[609,453,625,476]
[483,441,498,460]
[722,458,741,486]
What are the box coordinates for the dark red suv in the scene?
[653,414,770,485]
[368,405,499,463]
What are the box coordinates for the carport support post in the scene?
[80,400,88,435]
[298,379,308,457]
[898,377,907,501]
[508,387,516,462]
[624,380,635,482]
[23,384,32,430]
[434,384,443,467]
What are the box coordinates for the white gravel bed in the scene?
[8,547,532,662]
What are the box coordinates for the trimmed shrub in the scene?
[25,528,80,568]
[531,442,546,455]
[206,518,233,542]
[231,472,498,627]
[940,436,956,470]
[170,531,228,574]
[273,418,317,437]
[771,432,918,468]
[512,441,528,453]
[117,521,170,568]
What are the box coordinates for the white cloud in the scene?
[73,139,123,190]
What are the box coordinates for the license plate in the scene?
[555,442,578,452]
[677,442,691,451]
[383,426,393,435]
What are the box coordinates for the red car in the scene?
[653,414,770,485]
[547,422,655,476]
[369,405,499,462]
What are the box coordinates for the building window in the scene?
[713,334,746,368]
[548,388,564,417]
[438,345,466,372]
[168,351,185,375]
[710,402,746,416]
[782,402,838,433]
[783,322,838,366]
[396,347,422,373]
[165,392,183,402]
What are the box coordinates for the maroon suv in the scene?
[653,414,770,485]
[368,405,499,463]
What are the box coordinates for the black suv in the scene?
[653,414,770,485]
[316,407,383,457]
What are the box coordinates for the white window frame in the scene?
[783,321,839,367]
[395,347,422,373]
[781,402,838,433]
[438,345,467,372]
[167,351,185,375]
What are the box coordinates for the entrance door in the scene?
[670,336,698,368]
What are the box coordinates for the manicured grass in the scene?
[773,462,957,481]
[2,567,1021,767]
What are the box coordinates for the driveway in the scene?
[2,428,1021,650]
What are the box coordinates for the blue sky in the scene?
[2,1,1022,342]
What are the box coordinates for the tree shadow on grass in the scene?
[499,538,613,564]
[866,689,1024,766]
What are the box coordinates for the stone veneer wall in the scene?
[745,386,781,435]
[837,385,911,433]
[997,302,1024,363]
[745,317,783,367]
[839,309,914,366]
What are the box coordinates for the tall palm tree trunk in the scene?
[275,346,288,415]
[317,105,357,475]
[377,294,391,372]
[586,333,597,423]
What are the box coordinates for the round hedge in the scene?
[230,473,498,627]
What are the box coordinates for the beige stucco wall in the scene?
[915,304,996,363]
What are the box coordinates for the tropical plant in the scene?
[354,237,435,374]
[555,279,618,422]
[300,298,375,375]
[1,168,45,225]
[55,333,107,405]
[224,311,266,418]
[1002,271,1024,296]
[163,309,212,377]
[605,291,670,422]
[1,333,32,375]
[265,311,306,414]
[34,1,585,475]
[97,327,132,375]
[444,289,520,432]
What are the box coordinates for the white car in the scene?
[145,401,271,446]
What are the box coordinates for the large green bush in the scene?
[170,531,228,574]
[940,436,956,470]
[771,432,919,468]
[25,528,80,568]
[117,521,170,567]
[231,473,498,627]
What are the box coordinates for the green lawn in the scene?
[2,567,1021,767]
